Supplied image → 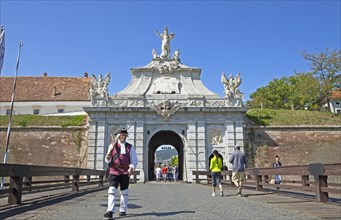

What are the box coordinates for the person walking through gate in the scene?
[173,164,179,182]
[210,150,224,197]
[162,165,168,182]
[104,128,138,219]
[155,165,162,182]
[229,145,247,196]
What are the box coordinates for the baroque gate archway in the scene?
[148,130,184,181]
[85,28,247,183]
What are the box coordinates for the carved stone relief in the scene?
[226,98,242,107]
[128,100,144,107]
[150,99,180,121]
[209,127,223,145]
[188,100,203,106]
[206,100,224,107]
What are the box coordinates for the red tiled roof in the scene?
[0,76,91,102]
[330,89,341,99]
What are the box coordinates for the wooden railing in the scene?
[192,170,233,185]
[192,163,341,202]
[0,163,140,204]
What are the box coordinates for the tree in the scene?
[247,73,320,110]
[287,73,320,110]
[170,155,178,166]
[247,49,340,110]
[302,49,341,111]
[248,77,293,109]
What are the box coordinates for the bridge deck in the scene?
[1,182,340,220]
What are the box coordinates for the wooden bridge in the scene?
[193,162,341,202]
[0,163,340,219]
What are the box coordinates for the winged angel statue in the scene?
[90,73,110,102]
[221,72,243,98]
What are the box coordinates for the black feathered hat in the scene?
[114,128,128,135]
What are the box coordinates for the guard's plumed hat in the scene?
[114,128,128,135]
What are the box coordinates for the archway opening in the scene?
[148,130,184,181]
[153,145,179,181]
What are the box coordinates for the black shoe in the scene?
[119,212,126,216]
[104,211,113,218]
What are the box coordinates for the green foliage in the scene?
[18,118,28,128]
[302,49,341,109]
[0,115,87,127]
[246,109,341,126]
[170,155,179,166]
[248,73,320,110]
[247,48,340,110]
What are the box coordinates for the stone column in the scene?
[87,122,97,170]
[96,121,106,170]
[185,121,196,182]
[235,121,244,150]
[87,120,106,170]
[225,120,245,170]
[197,121,206,170]
[132,121,145,183]
[226,121,235,170]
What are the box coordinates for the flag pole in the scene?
[0,25,5,74]
[1,41,23,189]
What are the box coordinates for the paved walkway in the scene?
[1,182,340,220]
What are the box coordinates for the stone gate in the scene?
[84,27,247,182]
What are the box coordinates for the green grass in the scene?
[1,110,340,127]
[0,115,87,127]
[246,109,341,126]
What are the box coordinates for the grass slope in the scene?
[246,109,341,126]
[0,115,87,127]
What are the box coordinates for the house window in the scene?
[33,109,40,115]
[335,102,340,105]
[58,109,64,113]
[6,109,11,115]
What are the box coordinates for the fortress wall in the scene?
[0,126,88,168]
[1,126,340,174]
[244,126,341,168]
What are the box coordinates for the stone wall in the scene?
[244,126,341,168]
[0,126,88,168]
[1,125,340,172]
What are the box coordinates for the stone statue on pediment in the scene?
[174,49,180,61]
[90,73,110,104]
[156,27,175,59]
[221,72,243,99]
[152,49,158,59]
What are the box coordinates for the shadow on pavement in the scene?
[121,210,195,219]
[243,185,341,204]
[0,187,106,219]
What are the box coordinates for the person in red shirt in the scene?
[162,165,168,182]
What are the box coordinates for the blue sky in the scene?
[1,1,340,101]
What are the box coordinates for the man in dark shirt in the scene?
[272,155,282,185]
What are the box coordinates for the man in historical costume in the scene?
[104,128,138,219]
